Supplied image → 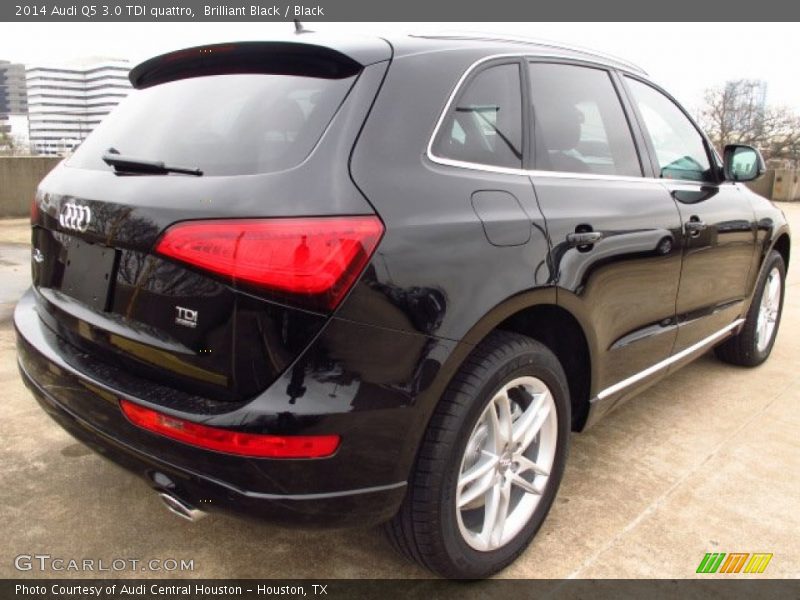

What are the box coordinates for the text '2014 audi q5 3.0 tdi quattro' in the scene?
[16,33,790,578]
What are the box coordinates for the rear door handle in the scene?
[566,231,604,247]
[684,218,707,236]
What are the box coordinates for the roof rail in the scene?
[410,31,648,76]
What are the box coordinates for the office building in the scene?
[0,60,28,117]
[26,58,131,155]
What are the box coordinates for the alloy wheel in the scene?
[455,376,558,551]
[756,267,781,353]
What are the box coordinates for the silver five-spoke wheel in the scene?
[756,267,781,353]
[456,376,557,551]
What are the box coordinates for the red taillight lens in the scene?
[31,195,39,224]
[120,399,340,458]
[154,216,383,311]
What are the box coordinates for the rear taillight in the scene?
[154,216,383,311]
[31,195,39,224]
[120,399,340,458]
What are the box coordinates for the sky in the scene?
[0,22,797,114]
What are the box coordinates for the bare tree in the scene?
[700,79,800,165]
[759,107,800,164]
[0,129,15,156]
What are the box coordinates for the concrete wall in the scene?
[746,169,776,199]
[771,169,800,202]
[0,157,60,217]
[746,169,800,202]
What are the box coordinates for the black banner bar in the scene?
[2,0,799,22]
[4,579,800,600]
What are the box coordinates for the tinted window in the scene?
[68,73,356,176]
[625,77,713,182]
[433,63,523,169]
[528,63,641,177]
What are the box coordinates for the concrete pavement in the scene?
[0,219,31,324]
[0,207,798,579]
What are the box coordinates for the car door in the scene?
[526,61,684,412]
[622,76,758,356]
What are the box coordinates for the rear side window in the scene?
[528,63,641,177]
[68,73,356,176]
[433,63,523,169]
[625,77,713,182]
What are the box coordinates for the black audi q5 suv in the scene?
[16,33,790,578]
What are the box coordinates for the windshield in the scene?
[68,73,357,176]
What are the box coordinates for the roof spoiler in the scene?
[129,41,366,89]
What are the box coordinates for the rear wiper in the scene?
[102,148,203,176]
[456,107,522,161]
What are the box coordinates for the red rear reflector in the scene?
[120,399,340,458]
[154,216,383,311]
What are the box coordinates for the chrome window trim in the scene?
[429,155,663,185]
[595,319,745,401]
[425,53,527,174]
[410,33,647,75]
[425,54,710,187]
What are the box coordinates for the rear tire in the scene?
[715,250,785,367]
[386,331,570,578]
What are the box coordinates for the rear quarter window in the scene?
[432,63,524,169]
[68,73,357,176]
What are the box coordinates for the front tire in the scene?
[715,250,785,367]
[386,331,570,578]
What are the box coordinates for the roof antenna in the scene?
[294,20,313,35]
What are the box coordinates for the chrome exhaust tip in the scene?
[158,492,207,522]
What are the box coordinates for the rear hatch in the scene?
[30,39,390,407]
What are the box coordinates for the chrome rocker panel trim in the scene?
[595,319,745,401]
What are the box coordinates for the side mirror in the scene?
[723,144,766,182]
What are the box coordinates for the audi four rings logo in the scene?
[59,203,92,232]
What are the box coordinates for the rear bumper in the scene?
[15,289,411,527]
